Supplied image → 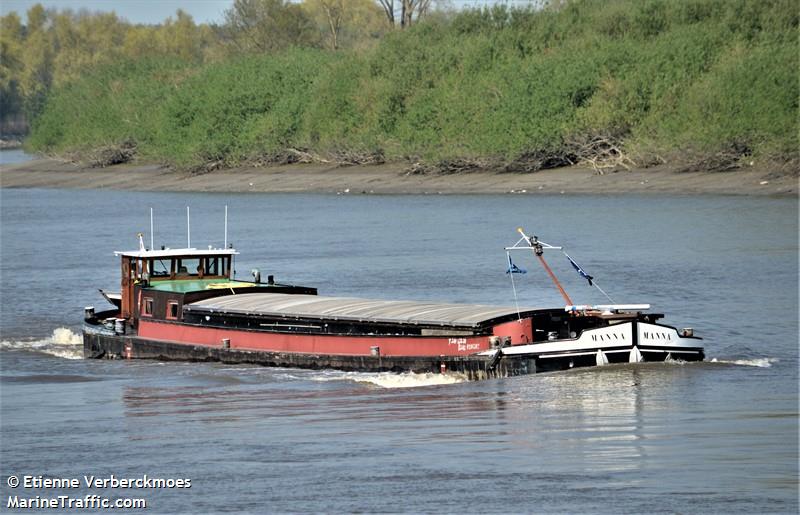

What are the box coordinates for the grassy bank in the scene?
[27,0,799,172]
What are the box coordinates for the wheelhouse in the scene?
[115,247,238,320]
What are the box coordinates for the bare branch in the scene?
[379,0,430,28]
[377,0,395,26]
[317,0,344,50]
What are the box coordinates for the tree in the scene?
[377,0,433,28]
[26,3,47,32]
[19,5,53,120]
[50,11,126,87]
[0,13,25,124]
[122,24,159,60]
[222,0,320,53]
[1,3,241,132]
[303,0,386,50]
[158,10,203,62]
[317,0,344,50]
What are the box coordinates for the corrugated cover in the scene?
[186,293,538,328]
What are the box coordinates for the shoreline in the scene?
[0,158,796,196]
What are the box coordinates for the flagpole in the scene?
[563,251,615,303]
[506,252,522,321]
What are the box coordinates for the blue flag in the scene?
[506,253,527,274]
[565,253,593,286]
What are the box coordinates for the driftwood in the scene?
[67,136,641,176]
[677,142,752,173]
[403,162,428,175]
[405,157,497,175]
[404,132,639,176]
[250,147,384,167]
[330,148,385,166]
[184,158,224,175]
[404,134,637,176]
[565,134,636,174]
[84,140,137,168]
[502,150,575,173]
[433,157,494,174]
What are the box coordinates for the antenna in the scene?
[149,207,154,251]
[224,205,228,249]
[187,206,191,248]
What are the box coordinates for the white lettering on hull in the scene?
[500,323,633,355]
[487,322,698,357]
[637,323,695,349]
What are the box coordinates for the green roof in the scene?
[146,279,268,294]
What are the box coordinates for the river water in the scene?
[0,148,36,166]
[0,185,797,513]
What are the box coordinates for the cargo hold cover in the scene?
[186,293,539,328]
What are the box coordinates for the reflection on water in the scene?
[116,363,711,479]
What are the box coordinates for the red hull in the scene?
[138,320,494,357]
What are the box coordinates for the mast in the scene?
[150,207,154,251]
[516,227,573,305]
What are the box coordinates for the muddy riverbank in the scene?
[1,158,796,196]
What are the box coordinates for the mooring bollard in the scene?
[221,338,231,349]
[370,346,380,357]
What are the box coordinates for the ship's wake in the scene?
[0,328,83,360]
[311,370,468,388]
[708,357,777,368]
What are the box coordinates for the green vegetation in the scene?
[16,0,800,170]
[0,0,387,133]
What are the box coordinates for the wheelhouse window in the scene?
[176,258,201,277]
[150,259,170,278]
[142,297,153,317]
[221,257,230,277]
[205,257,219,277]
[167,301,179,320]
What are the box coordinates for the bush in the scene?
[27,0,799,169]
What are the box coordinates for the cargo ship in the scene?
[83,228,704,379]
